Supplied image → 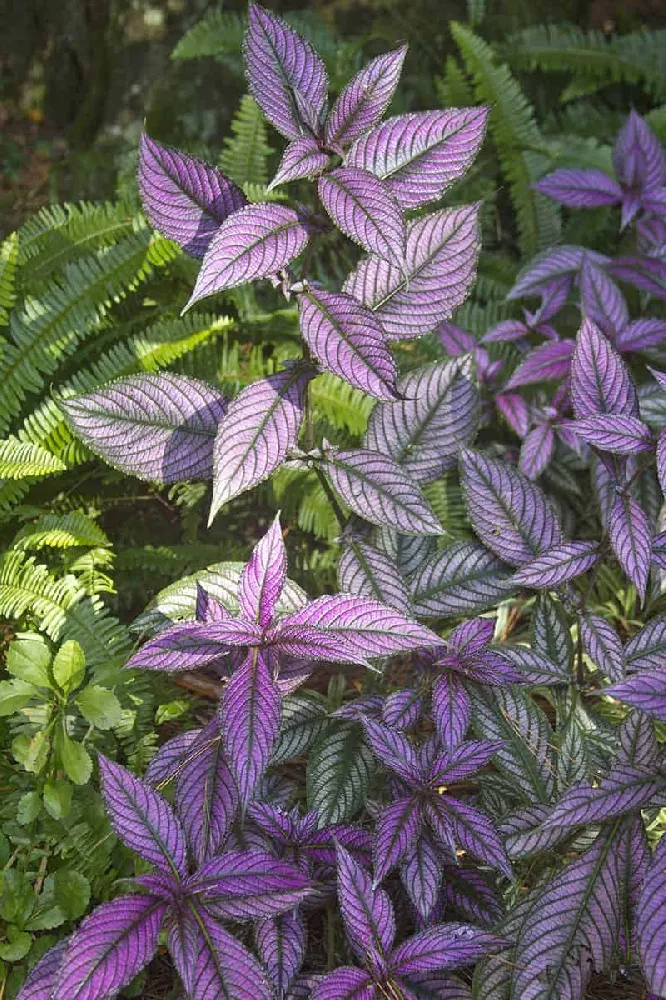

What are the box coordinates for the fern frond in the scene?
[310,374,374,437]
[115,543,235,577]
[647,104,666,143]
[220,95,272,188]
[423,473,471,539]
[453,298,514,334]
[13,511,111,550]
[451,22,561,257]
[0,232,19,326]
[67,548,116,597]
[0,438,66,478]
[435,56,475,107]
[172,9,245,61]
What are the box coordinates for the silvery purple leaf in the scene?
[654,531,666,571]
[344,204,480,340]
[496,392,530,438]
[338,536,411,613]
[580,614,624,682]
[447,617,494,657]
[61,375,226,485]
[321,447,444,535]
[501,805,571,860]
[364,358,479,482]
[381,689,423,730]
[608,255,666,299]
[325,45,407,148]
[268,137,329,190]
[410,542,514,618]
[210,365,312,522]
[373,796,422,884]
[219,649,282,806]
[429,796,511,879]
[298,287,399,400]
[319,167,406,266]
[401,833,442,922]
[491,644,569,685]
[186,850,310,920]
[99,755,187,876]
[267,622,368,665]
[186,203,310,307]
[545,764,665,829]
[508,245,608,301]
[567,414,652,454]
[519,424,555,481]
[624,614,666,672]
[533,168,622,208]
[239,514,286,628]
[571,318,638,419]
[511,541,601,588]
[617,318,666,352]
[196,585,230,623]
[614,110,665,195]
[145,730,202,786]
[312,968,375,1000]
[138,134,246,258]
[618,710,658,769]
[175,727,238,865]
[438,321,476,355]
[605,669,666,722]
[637,834,666,997]
[346,107,488,210]
[657,429,666,495]
[428,740,500,786]
[390,924,507,976]
[256,911,306,998]
[609,493,652,603]
[126,619,263,672]
[53,895,165,1000]
[432,672,471,750]
[460,448,563,567]
[244,4,327,141]
[579,257,628,339]
[362,717,423,785]
[504,340,574,389]
[336,843,396,958]
[15,940,67,1000]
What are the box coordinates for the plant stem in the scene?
[313,463,348,531]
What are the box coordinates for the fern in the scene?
[423,472,472,540]
[12,511,111,551]
[220,95,272,188]
[0,232,19,326]
[67,548,116,597]
[172,9,246,62]
[310,374,374,438]
[0,439,66,479]
[450,22,561,258]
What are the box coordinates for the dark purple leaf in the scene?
[533,168,622,208]
[389,923,507,976]
[175,726,238,865]
[125,620,262,672]
[409,542,515,619]
[427,796,511,878]
[432,672,471,751]
[446,618,495,657]
[256,911,306,997]
[508,246,609,301]
[338,536,411,614]
[571,318,638,419]
[637,835,666,997]
[428,740,501,786]
[566,414,651,454]
[238,513,286,628]
[381,689,423,730]
[608,493,652,603]
[401,833,442,922]
[373,796,422,884]
[504,340,574,390]
[312,968,375,1000]
[196,585,230,623]
[145,729,202,786]
[511,541,601,588]
[319,167,406,266]
[269,137,329,190]
[336,843,395,958]
[614,110,665,195]
[362,717,423,785]
[15,940,67,1000]
[186,850,310,920]
[138,134,246,258]
[579,257,628,339]
[581,614,624,682]
[325,45,408,148]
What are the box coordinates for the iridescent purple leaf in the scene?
[319,167,406,266]
[657,429,666,495]
[267,623,367,665]
[501,805,570,860]
[567,414,651,454]
[605,669,666,722]
[654,531,666,571]
[490,644,569,685]
[504,340,574,390]
[409,542,515,618]
[125,619,262,672]
[428,740,501,785]
[428,796,511,878]
[364,358,479,482]
[145,730,202,786]
[196,585,230,623]
[637,834,666,997]
[511,541,601,589]
[579,257,628,339]
[447,617,494,656]
[346,108,488,210]
[326,46,407,148]
[175,727,238,865]
[61,374,226,485]
[362,717,423,784]
[381,689,423,730]
[624,615,666,671]
[390,924,507,975]
[401,833,442,922]
[53,896,165,1000]
[298,287,398,400]
[482,319,529,344]
[373,796,422,885]
[186,850,310,920]
[519,424,555,481]
[138,134,246,258]
[616,319,666,352]
[432,673,471,751]
[609,493,651,603]
[508,245,608,301]
[186,203,309,307]
[571,317,638,419]
[608,255,666,299]
[581,614,624,682]
[239,513,286,628]
[244,4,327,140]
[344,204,480,340]
[268,137,329,190]
[545,764,665,829]
[16,940,67,1000]
[338,536,411,613]
[312,968,375,1000]
[210,365,312,522]
[618,710,658,768]
[99,755,187,876]
[321,447,444,535]
[336,843,396,957]
[496,392,530,438]
[256,911,306,997]
[533,168,622,208]
[219,649,282,806]
[614,111,665,195]
[460,448,563,567]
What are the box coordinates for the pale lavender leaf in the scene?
[605,668,666,722]
[186,203,309,307]
[312,968,375,1000]
[637,834,666,997]
[617,320,666,353]
[344,204,480,340]
[138,134,246,258]
[321,447,444,535]
[571,317,638,419]
[545,764,665,829]
[268,137,329,190]
[336,843,396,957]
[338,536,410,614]
[126,619,262,672]
[319,167,406,266]
[581,614,624,681]
[145,729,202,786]
[432,673,471,750]
[99,755,187,876]
[210,365,312,521]
[374,796,422,884]
[460,448,563,567]
[53,896,165,1000]
[643,185,666,216]
[364,358,479,482]
[61,374,226,485]
[187,850,310,920]
[533,168,622,208]
[390,923,507,976]
[567,414,651,454]
[410,542,515,618]
[608,255,666,299]
[579,257,628,339]
[511,541,601,589]
[624,615,666,671]
[346,108,488,210]
[508,245,609,301]
[519,424,555,480]
[504,340,574,390]
[15,940,67,1000]
[175,728,238,865]
[496,392,530,438]
[239,513,286,628]
[256,911,306,997]
[401,832,442,922]
[609,494,652,603]
[326,45,408,148]
[614,110,666,194]
[362,716,423,784]
[245,4,327,140]
[298,287,398,400]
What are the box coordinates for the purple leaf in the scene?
[571,318,638,419]
[362,717,423,784]
[519,424,555,481]
[447,618,495,656]
[344,204,480,340]
[319,167,406,266]
[511,541,601,588]
[482,319,529,344]
[298,287,399,400]
[432,673,471,751]
[615,318,666,352]
[614,111,665,196]
[409,541,515,618]
[618,710,658,768]
[268,623,368,665]
[373,796,422,884]
[533,168,622,208]
[657,429,666,495]
[389,924,507,976]
[175,725,238,865]
[312,968,375,1000]
[605,669,666,722]
[53,896,165,1000]
[438,322,477,354]
[460,448,563,567]
[61,374,226,485]
[624,615,666,671]
[381,689,423,730]
[501,805,570,860]
[566,414,651,454]
[504,340,574,389]
[490,644,569,685]
[336,843,396,958]
[186,850,310,920]
[245,4,327,141]
[338,537,411,614]
[186,203,310,307]
[346,108,488,210]
[15,940,67,1000]
[256,911,306,997]
[608,493,652,603]
[269,137,329,190]
[637,835,666,997]
[325,46,408,148]
[125,620,262,672]
[608,255,666,299]
[654,531,666,571]
[581,614,624,681]
[427,796,511,878]
[99,755,187,876]
[145,729,202,786]
[428,740,500,785]
[321,447,444,535]
[138,134,246,258]
[401,833,442,922]
[508,245,608,301]
[239,513,286,628]
[579,257,628,339]
[219,649,282,806]
[210,365,312,521]
[196,585,230,623]
[643,185,666,216]
[364,358,479,482]
[545,764,665,828]
[496,392,530,438]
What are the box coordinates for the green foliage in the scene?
[220,95,273,189]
